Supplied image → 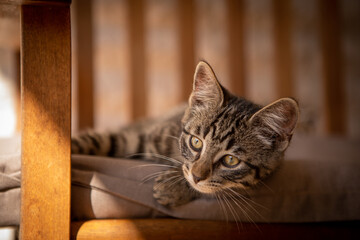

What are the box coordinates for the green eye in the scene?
[222,155,240,168]
[189,136,203,151]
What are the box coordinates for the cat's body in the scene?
[72,104,184,161]
[72,61,299,207]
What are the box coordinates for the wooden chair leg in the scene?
[19,2,71,239]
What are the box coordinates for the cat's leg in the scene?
[153,169,200,207]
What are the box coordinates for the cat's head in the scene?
[179,61,299,194]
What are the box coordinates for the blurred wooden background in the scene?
[0,0,359,138]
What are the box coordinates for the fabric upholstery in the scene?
[1,136,359,226]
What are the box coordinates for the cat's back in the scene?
[122,103,186,135]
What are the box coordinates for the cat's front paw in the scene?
[153,170,197,207]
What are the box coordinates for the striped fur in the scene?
[72,61,299,207]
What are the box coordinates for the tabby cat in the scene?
[72,61,299,207]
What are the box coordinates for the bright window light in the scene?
[0,72,16,137]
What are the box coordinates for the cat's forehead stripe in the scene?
[233,146,247,154]
[203,126,211,138]
[225,138,236,151]
[218,126,235,143]
[209,107,229,127]
[211,125,217,138]
[182,128,190,135]
[194,125,201,135]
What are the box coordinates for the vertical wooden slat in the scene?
[20,4,71,239]
[273,0,293,98]
[319,0,346,134]
[146,0,181,117]
[227,0,246,97]
[179,0,195,101]
[245,0,277,104]
[341,0,360,137]
[15,50,21,133]
[73,0,94,130]
[129,0,147,120]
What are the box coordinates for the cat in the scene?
[71,61,299,208]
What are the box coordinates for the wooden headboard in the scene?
[70,0,360,138]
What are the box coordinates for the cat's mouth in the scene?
[182,164,219,194]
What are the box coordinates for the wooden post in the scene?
[227,0,246,97]
[129,0,147,120]
[20,2,71,239]
[179,0,195,102]
[319,0,346,134]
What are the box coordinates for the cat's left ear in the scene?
[189,61,224,109]
[249,98,299,151]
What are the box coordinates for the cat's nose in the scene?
[192,174,204,184]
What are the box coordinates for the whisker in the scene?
[188,182,200,196]
[163,134,180,141]
[223,189,256,230]
[224,191,246,233]
[215,192,228,223]
[220,191,240,232]
[226,188,267,223]
[154,176,183,192]
[223,191,240,222]
[225,189,262,232]
[153,174,182,190]
[220,192,231,223]
[141,170,178,184]
[258,180,275,194]
[128,163,178,170]
[228,188,269,211]
[141,174,166,185]
[126,152,182,165]
[226,190,252,214]
[165,176,185,189]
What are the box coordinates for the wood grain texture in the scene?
[20,4,71,240]
[273,0,293,98]
[71,219,239,240]
[71,219,360,240]
[0,0,70,5]
[227,0,246,97]
[179,0,195,102]
[129,0,147,120]
[319,0,346,134]
[73,0,94,130]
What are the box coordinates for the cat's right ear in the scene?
[189,61,224,109]
[249,98,299,151]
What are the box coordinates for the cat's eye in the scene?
[222,155,240,168]
[189,136,203,151]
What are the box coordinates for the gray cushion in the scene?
[1,136,360,226]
